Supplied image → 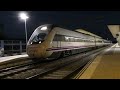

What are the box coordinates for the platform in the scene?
[0,54,28,63]
[77,43,120,79]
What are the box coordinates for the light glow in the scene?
[19,12,29,20]
[41,26,47,30]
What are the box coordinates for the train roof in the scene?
[75,29,102,38]
[40,24,102,39]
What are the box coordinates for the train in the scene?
[27,24,111,59]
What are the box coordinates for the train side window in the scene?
[53,34,58,41]
[78,38,80,42]
[57,35,61,41]
[70,37,74,42]
[75,38,78,42]
[79,39,82,42]
[53,34,57,41]
[78,38,82,42]
[65,36,69,42]
[61,35,65,41]
[53,34,65,41]
[84,40,86,42]
[74,38,80,42]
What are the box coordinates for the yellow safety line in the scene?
[74,44,116,79]
[114,43,120,54]
[79,56,102,79]
[79,44,116,79]
[97,44,115,55]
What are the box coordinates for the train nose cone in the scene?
[27,45,45,58]
[27,48,37,58]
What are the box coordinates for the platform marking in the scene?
[0,54,28,63]
[114,43,120,54]
[101,44,117,55]
[79,56,102,79]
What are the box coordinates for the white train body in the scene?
[27,24,111,59]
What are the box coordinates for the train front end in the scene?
[27,24,53,59]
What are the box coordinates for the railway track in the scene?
[0,57,31,70]
[0,59,47,78]
[26,47,103,79]
[2,52,86,79]
[0,46,110,79]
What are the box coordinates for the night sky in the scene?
[0,11,120,42]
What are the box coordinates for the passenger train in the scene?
[27,24,111,59]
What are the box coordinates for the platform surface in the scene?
[79,43,120,79]
[0,54,28,63]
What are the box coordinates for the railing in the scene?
[0,40,26,56]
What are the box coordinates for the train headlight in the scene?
[41,26,47,31]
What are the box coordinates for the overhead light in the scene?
[41,26,47,30]
[19,12,29,20]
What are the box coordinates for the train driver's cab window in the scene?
[32,33,46,44]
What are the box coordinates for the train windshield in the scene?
[32,33,46,44]
[27,25,52,45]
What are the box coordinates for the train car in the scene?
[27,24,111,59]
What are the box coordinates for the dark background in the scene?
[0,11,119,42]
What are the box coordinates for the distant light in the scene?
[65,36,69,40]
[19,12,29,20]
[41,26,47,30]
[65,36,73,40]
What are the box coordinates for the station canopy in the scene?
[75,29,102,38]
[107,25,120,38]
